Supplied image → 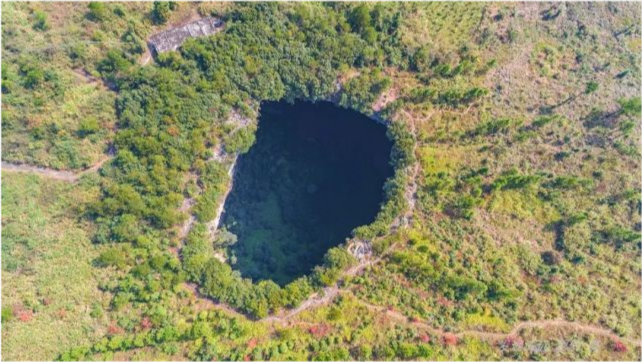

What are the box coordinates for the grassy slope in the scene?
[1,172,112,360]
[482,4,639,331]
[360,1,641,351]
[1,3,118,170]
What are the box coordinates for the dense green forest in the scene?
[2,2,641,361]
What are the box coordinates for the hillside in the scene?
[1,2,641,361]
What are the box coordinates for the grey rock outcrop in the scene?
[148,17,224,55]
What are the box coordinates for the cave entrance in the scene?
[220,101,393,286]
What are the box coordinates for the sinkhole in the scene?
[220,101,394,286]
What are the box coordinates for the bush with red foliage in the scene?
[16,310,33,322]
[107,323,124,335]
[418,334,431,343]
[247,338,258,350]
[308,324,331,338]
[437,297,454,308]
[443,333,458,346]
[611,339,627,353]
[140,316,152,330]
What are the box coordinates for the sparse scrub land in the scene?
[1,2,641,361]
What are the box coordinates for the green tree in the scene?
[152,2,172,24]
[618,97,641,118]
[87,2,108,22]
[349,4,371,33]
[411,47,430,72]
[23,67,44,89]
[96,247,129,269]
[33,10,49,31]
[1,307,13,323]
[585,81,598,95]
[0,62,9,80]
[78,118,100,137]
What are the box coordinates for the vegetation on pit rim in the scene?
[1,2,641,361]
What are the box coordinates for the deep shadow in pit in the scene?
[221,101,393,286]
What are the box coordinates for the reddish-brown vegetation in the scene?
[107,323,124,335]
[308,324,331,338]
[611,339,627,353]
[16,310,33,322]
[247,338,258,350]
[140,316,152,330]
[443,333,458,346]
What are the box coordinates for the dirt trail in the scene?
[401,110,420,227]
[2,155,112,182]
[350,295,640,346]
[261,246,399,325]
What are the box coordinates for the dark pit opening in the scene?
[221,101,394,286]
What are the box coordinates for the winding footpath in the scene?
[349,294,640,346]
[1,155,112,182]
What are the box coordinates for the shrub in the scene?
[96,247,130,269]
[594,226,640,250]
[411,47,430,72]
[97,50,132,79]
[397,343,419,359]
[339,69,391,115]
[1,307,13,323]
[434,87,488,107]
[618,97,641,118]
[540,250,562,266]
[193,190,221,222]
[492,170,541,191]
[312,248,356,287]
[532,114,561,128]
[20,62,45,89]
[78,118,100,137]
[87,2,108,22]
[449,194,481,219]
[349,4,372,33]
[544,175,591,190]
[327,307,343,321]
[323,247,356,270]
[0,62,9,80]
[223,126,256,154]
[443,273,487,300]
[0,79,13,94]
[619,119,636,137]
[33,10,49,31]
[152,2,173,25]
[611,339,627,353]
[443,333,458,346]
[470,118,517,137]
[585,81,598,95]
